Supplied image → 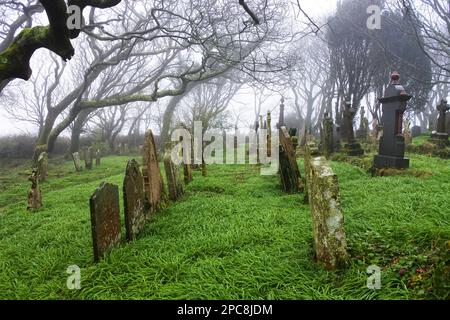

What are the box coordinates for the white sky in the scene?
[0,0,338,137]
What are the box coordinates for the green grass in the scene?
[0,153,448,300]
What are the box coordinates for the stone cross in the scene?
[27,170,42,210]
[373,71,411,169]
[89,182,121,262]
[123,159,146,241]
[72,152,83,172]
[142,130,165,214]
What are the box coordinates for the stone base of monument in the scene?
[344,141,364,156]
[429,133,449,147]
[373,154,409,169]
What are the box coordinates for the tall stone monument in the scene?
[373,72,412,169]
[321,112,334,159]
[342,101,363,156]
[430,99,449,144]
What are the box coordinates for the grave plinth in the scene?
[373,72,411,169]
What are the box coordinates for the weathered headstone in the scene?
[36,152,48,182]
[403,121,412,146]
[89,182,121,262]
[342,101,364,156]
[71,152,83,172]
[304,155,348,269]
[321,112,334,159]
[373,72,411,169]
[356,107,369,142]
[85,147,93,170]
[279,127,303,193]
[123,160,146,241]
[95,149,101,166]
[142,130,165,213]
[430,99,449,144]
[184,164,193,184]
[164,143,184,201]
[411,125,422,138]
[27,170,42,210]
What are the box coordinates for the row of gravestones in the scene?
[72,147,101,172]
[277,126,347,270]
[89,130,193,262]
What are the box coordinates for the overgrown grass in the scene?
[0,153,448,300]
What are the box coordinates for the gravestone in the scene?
[304,155,348,269]
[430,99,449,144]
[84,147,93,170]
[333,124,341,152]
[27,170,42,210]
[267,111,272,157]
[277,97,285,129]
[411,126,422,138]
[142,130,165,213]
[72,152,83,172]
[279,127,303,193]
[184,164,193,184]
[123,159,146,241]
[342,101,364,156]
[321,112,334,159]
[356,107,369,142]
[89,182,121,262]
[164,143,184,201]
[403,121,412,146]
[95,149,101,166]
[36,152,48,182]
[373,72,411,169]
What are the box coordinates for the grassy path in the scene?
[0,154,448,299]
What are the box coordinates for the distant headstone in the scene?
[72,152,83,172]
[411,126,421,138]
[356,107,369,142]
[321,112,334,159]
[403,121,412,146]
[27,170,42,210]
[304,155,348,269]
[89,182,121,262]
[36,152,48,182]
[374,72,411,169]
[123,160,146,241]
[279,127,303,193]
[430,99,449,144]
[164,143,184,201]
[85,147,93,170]
[342,101,364,156]
[142,130,165,213]
[95,149,101,166]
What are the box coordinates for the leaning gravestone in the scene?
[304,153,348,269]
[411,126,421,138]
[36,152,48,182]
[164,143,184,201]
[72,152,83,172]
[123,160,146,241]
[279,127,303,193]
[89,182,121,262]
[85,147,93,170]
[27,170,42,210]
[142,130,165,213]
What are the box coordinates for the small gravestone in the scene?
[123,160,146,241]
[142,130,165,213]
[95,149,101,166]
[164,143,184,201]
[36,152,48,182]
[342,101,364,156]
[374,72,411,169]
[403,121,412,145]
[430,99,449,144]
[89,182,121,262]
[356,107,369,142]
[27,170,42,210]
[72,152,83,172]
[84,147,93,170]
[279,127,303,193]
[411,126,422,138]
[321,112,334,159]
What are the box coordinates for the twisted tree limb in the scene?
[0,0,121,85]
